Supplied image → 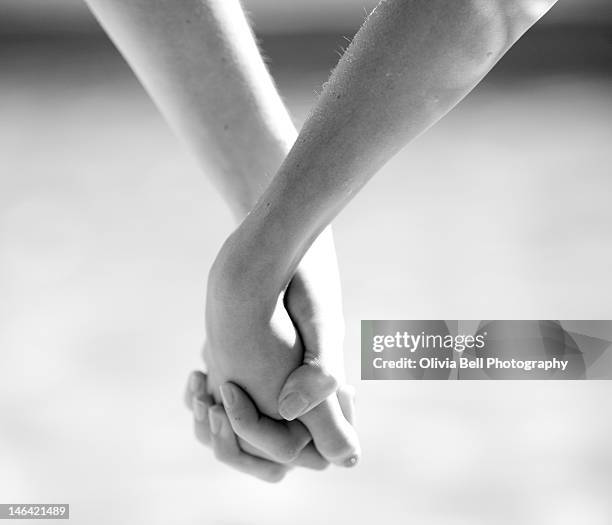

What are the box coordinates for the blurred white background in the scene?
[1,0,612,33]
[1,1,612,524]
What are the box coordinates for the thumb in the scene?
[278,360,338,421]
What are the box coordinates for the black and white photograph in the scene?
[1,0,611,523]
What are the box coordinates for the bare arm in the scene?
[215,0,558,301]
[85,0,295,219]
[84,0,358,478]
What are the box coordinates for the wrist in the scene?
[209,217,338,318]
[291,227,342,310]
[285,227,345,333]
[206,220,285,322]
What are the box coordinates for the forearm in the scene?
[88,0,341,335]
[227,0,557,297]
[85,0,296,220]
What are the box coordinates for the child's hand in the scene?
[279,227,348,421]
[184,371,356,482]
[200,230,360,469]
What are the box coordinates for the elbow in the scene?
[433,0,511,89]
[511,0,558,23]
[500,0,558,39]
[437,0,553,89]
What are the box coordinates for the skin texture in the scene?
[84,0,358,476]
[220,0,559,300]
[85,0,557,481]
[203,0,557,471]
[184,372,356,481]
[204,265,360,466]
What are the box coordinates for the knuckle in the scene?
[307,361,340,389]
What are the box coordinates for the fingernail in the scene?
[193,399,207,422]
[208,408,222,435]
[344,455,359,468]
[219,384,235,408]
[278,392,309,421]
[189,373,202,393]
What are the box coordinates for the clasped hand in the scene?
[185,227,360,482]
